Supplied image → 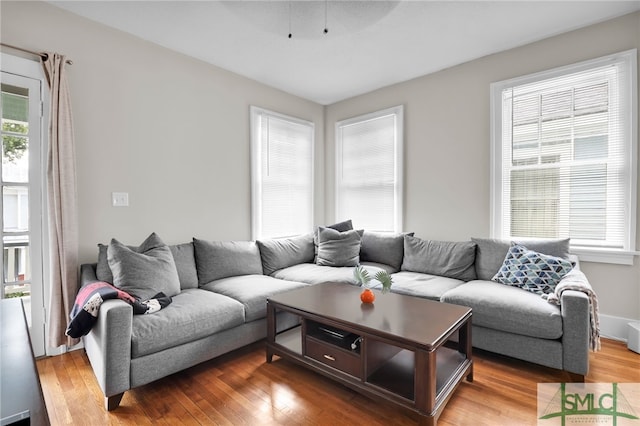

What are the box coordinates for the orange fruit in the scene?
[360,288,375,304]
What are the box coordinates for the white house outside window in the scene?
[490,50,637,264]
[250,106,314,240]
[335,106,403,233]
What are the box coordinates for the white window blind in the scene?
[335,106,403,232]
[250,107,314,240]
[491,50,637,264]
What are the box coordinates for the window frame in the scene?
[335,105,404,233]
[250,106,314,240]
[490,49,638,265]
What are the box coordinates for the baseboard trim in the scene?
[599,314,638,342]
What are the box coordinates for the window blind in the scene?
[251,108,313,240]
[495,50,636,253]
[336,106,403,232]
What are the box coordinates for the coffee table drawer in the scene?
[305,337,361,378]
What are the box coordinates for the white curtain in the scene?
[42,53,79,348]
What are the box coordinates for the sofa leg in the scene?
[105,393,124,411]
[567,372,585,383]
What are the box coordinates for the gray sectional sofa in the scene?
[80,228,594,411]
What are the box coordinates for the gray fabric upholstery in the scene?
[313,220,354,261]
[472,237,571,281]
[257,234,315,276]
[129,311,300,389]
[471,325,563,371]
[193,239,263,285]
[560,289,591,375]
[360,231,407,271]
[82,297,133,398]
[441,280,562,339]
[108,233,181,300]
[169,243,199,290]
[96,244,113,283]
[202,275,310,322]
[272,262,387,285]
[401,235,477,281]
[316,227,363,267]
[131,289,244,357]
[389,271,464,301]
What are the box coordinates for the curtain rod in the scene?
[0,42,73,65]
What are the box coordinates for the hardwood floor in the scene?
[37,338,639,425]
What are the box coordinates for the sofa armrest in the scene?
[560,289,590,376]
[82,293,133,401]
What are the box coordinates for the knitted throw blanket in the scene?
[542,269,601,351]
[66,281,172,338]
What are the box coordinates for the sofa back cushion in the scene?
[257,234,315,276]
[98,241,198,290]
[360,231,411,271]
[471,237,570,281]
[169,243,199,290]
[193,239,263,285]
[107,232,181,300]
[401,235,477,281]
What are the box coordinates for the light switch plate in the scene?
[112,192,129,207]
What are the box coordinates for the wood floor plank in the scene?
[37,338,640,425]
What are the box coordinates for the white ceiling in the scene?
[49,1,640,105]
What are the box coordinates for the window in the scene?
[1,52,47,356]
[250,106,314,240]
[491,50,637,264]
[335,106,403,232]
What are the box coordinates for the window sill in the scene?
[570,247,639,265]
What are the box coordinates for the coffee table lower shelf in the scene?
[267,302,473,426]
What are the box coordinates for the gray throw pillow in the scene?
[257,233,315,276]
[401,235,477,281]
[193,239,263,285]
[471,237,571,281]
[316,227,363,267]
[360,231,413,271]
[107,233,181,300]
[313,220,354,262]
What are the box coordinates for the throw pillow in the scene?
[360,231,413,271]
[492,244,574,295]
[316,227,363,267]
[401,235,477,281]
[313,220,354,261]
[193,239,263,285]
[257,233,315,276]
[107,233,181,300]
[472,237,571,281]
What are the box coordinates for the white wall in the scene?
[326,12,640,326]
[1,1,325,265]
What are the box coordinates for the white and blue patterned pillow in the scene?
[492,244,573,295]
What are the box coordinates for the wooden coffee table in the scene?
[266,282,472,426]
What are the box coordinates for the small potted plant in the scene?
[353,265,393,304]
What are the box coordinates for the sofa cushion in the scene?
[169,243,198,290]
[401,236,477,281]
[313,220,354,261]
[107,233,181,300]
[201,275,310,322]
[272,262,388,286]
[98,241,198,290]
[360,231,409,271]
[257,234,315,276]
[440,280,563,339]
[131,288,245,358]
[316,227,363,267]
[492,244,574,295]
[472,237,570,281]
[389,271,465,301]
[193,239,263,285]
